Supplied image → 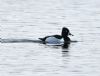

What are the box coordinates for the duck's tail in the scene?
[38,38,45,41]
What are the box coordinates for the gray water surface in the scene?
[1,0,100,76]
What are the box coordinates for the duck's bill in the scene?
[69,32,74,36]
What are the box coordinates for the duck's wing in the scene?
[39,35,62,41]
[38,36,50,41]
[52,35,62,39]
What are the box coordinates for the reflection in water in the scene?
[62,42,70,57]
[62,43,70,49]
[62,42,70,50]
[62,51,69,57]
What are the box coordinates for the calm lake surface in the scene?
[1,0,100,76]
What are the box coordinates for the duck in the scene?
[39,27,73,44]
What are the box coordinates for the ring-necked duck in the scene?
[39,27,73,44]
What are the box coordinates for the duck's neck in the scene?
[63,37,70,42]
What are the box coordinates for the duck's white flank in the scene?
[45,37,64,44]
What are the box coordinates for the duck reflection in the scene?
[61,42,70,57]
[62,41,70,49]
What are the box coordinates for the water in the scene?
[1,0,100,76]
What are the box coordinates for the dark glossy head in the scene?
[61,27,73,38]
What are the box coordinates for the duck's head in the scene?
[61,27,73,38]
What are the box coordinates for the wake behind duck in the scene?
[1,27,77,47]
